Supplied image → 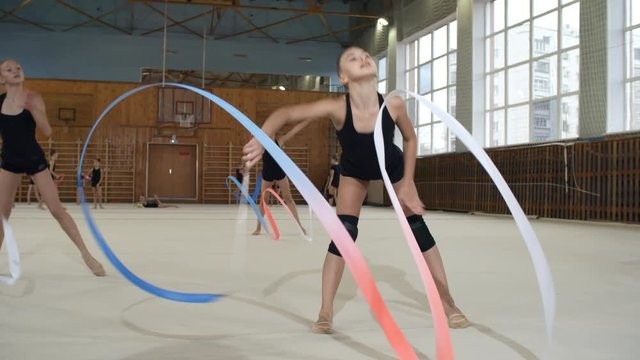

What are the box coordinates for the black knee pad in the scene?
[327,214,359,257]
[407,215,436,252]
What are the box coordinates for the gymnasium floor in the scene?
[0,204,638,359]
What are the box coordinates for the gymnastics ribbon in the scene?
[0,219,20,285]
[373,98,453,359]
[89,83,422,358]
[79,83,222,303]
[225,175,275,238]
[379,90,555,347]
[227,174,262,203]
[260,188,312,241]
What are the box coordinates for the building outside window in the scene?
[485,0,580,147]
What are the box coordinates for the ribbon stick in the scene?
[261,188,312,241]
[225,175,275,239]
[82,83,419,359]
[0,219,20,286]
[381,89,555,347]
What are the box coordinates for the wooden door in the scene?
[147,143,198,200]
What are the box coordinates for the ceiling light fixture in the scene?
[377,17,389,27]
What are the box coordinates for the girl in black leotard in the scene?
[251,119,312,236]
[91,158,104,209]
[243,47,467,333]
[0,59,105,276]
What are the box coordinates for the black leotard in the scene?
[336,93,404,184]
[91,167,101,187]
[262,140,286,182]
[0,94,48,175]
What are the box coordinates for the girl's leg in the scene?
[0,170,22,250]
[97,185,104,208]
[275,177,305,233]
[313,176,368,334]
[32,171,105,276]
[92,186,97,209]
[252,179,270,235]
[392,181,468,328]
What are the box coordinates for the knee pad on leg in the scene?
[327,214,359,257]
[407,214,436,252]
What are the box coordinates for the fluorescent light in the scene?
[278,85,286,91]
[377,18,389,27]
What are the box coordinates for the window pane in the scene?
[508,63,530,105]
[561,3,579,49]
[433,57,448,89]
[627,28,640,78]
[419,34,432,64]
[407,98,417,126]
[407,69,417,92]
[419,63,431,94]
[433,89,448,116]
[533,11,558,56]
[487,0,505,34]
[626,81,640,130]
[418,125,432,155]
[532,99,558,141]
[432,122,448,153]
[449,21,457,50]
[507,0,530,26]
[418,96,431,125]
[377,80,387,94]
[487,70,505,109]
[449,52,457,84]
[534,0,558,17]
[486,33,505,71]
[507,105,530,144]
[561,95,579,138]
[561,49,579,93]
[486,110,505,146]
[433,25,448,58]
[449,86,457,116]
[419,63,432,93]
[533,55,557,99]
[508,22,530,65]
[378,57,387,80]
[406,41,417,69]
[628,0,640,27]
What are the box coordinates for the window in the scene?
[377,56,387,94]
[404,20,457,155]
[485,0,580,146]
[625,0,640,131]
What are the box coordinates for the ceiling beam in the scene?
[233,9,278,43]
[215,13,306,41]
[131,1,380,19]
[0,9,55,31]
[303,0,344,46]
[56,0,131,35]
[0,0,32,21]
[286,19,377,45]
[140,7,212,36]
[62,3,130,32]
[143,2,202,38]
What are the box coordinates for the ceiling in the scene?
[0,0,393,46]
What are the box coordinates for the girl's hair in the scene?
[95,158,101,162]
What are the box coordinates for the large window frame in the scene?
[403,18,458,156]
[625,0,640,131]
[377,55,388,94]
[485,0,580,147]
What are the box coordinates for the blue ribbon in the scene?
[225,175,271,235]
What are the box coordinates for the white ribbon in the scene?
[0,218,21,285]
[379,89,556,347]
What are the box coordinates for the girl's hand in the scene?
[242,137,264,169]
[396,178,426,215]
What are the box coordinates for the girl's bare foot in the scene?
[82,253,106,277]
